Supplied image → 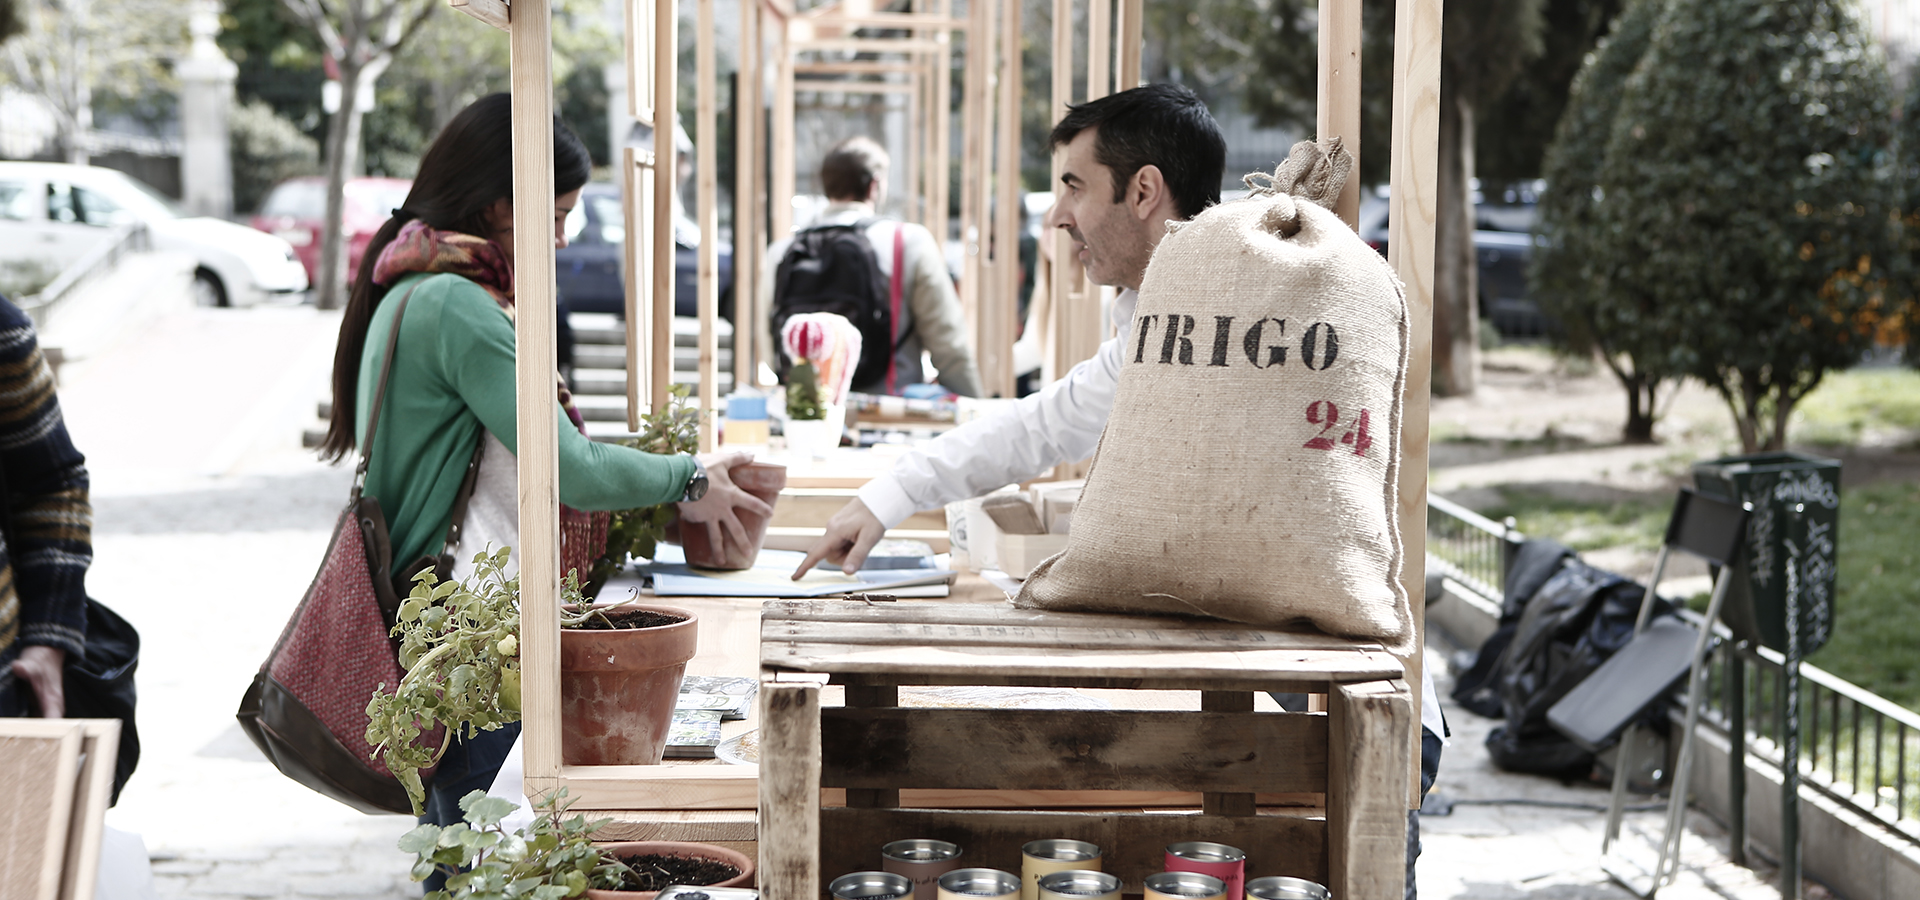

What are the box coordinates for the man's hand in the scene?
[677,451,777,560]
[794,499,886,579]
[12,646,65,718]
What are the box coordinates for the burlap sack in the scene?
[1013,139,1414,655]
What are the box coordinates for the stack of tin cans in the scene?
[830,838,1329,900]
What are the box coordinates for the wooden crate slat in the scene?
[1326,679,1413,899]
[764,642,1402,686]
[820,708,1325,794]
[556,765,759,810]
[763,612,1378,653]
[593,809,758,843]
[818,808,1327,890]
[0,720,85,900]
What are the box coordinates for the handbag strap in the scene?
[351,277,484,559]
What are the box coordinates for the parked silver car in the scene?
[0,161,309,306]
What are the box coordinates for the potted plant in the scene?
[365,554,701,813]
[588,383,785,582]
[403,788,753,900]
[779,315,856,460]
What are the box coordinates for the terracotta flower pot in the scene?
[584,841,755,900]
[559,604,698,766]
[679,462,786,570]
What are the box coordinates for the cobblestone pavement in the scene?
[47,280,1825,899]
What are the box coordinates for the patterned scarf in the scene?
[372,219,588,432]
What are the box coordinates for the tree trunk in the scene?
[62,0,92,166]
[1431,81,1479,397]
[1622,375,1658,444]
[315,58,369,310]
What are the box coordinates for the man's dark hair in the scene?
[820,136,889,201]
[1048,83,1225,220]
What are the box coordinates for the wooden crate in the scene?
[758,601,1414,900]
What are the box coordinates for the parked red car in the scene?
[249,176,412,284]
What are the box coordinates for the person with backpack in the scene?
[766,137,982,398]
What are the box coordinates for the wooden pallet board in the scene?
[0,719,85,900]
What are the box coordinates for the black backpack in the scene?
[771,219,901,391]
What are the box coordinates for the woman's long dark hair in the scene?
[319,92,594,462]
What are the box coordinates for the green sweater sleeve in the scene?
[429,283,694,510]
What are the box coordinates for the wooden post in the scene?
[983,0,1020,398]
[510,0,563,798]
[758,679,823,900]
[696,0,720,449]
[1317,0,1363,229]
[773,22,796,242]
[1327,680,1413,900]
[958,0,990,360]
[652,0,679,413]
[1388,0,1442,809]
[1115,0,1141,90]
[1087,0,1109,100]
[932,0,953,252]
[735,0,760,397]
[623,144,648,430]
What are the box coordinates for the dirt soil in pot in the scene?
[606,854,743,891]
[572,608,688,630]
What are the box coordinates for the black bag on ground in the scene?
[770,219,894,386]
[63,597,140,806]
[1482,558,1673,779]
[1450,538,1575,718]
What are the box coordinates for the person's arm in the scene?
[900,225,983,398]
[796,324,1125,576]
[0,299,90,717]
[428,285,696,510]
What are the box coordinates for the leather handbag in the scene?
[236,284,481,815]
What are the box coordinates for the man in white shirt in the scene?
[796,85,1444,897]
[794,83,1223,576]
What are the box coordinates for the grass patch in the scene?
[1477,488,1669,554]
[1792,368,1920,447]
[1807,481,1920,711]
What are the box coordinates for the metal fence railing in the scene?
[1425,492,1521,602]
[1426,493,1920,852]
[1701,640,1920,844]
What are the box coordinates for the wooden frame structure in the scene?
[455,0,1440,855]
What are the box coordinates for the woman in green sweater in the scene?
[319,94,769,848]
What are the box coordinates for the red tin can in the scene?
[1165,842,1245,900]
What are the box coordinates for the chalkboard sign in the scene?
[1694,453,1840,656]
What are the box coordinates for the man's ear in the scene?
[1128,165,1169,221]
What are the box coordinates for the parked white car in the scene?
[0,162,309,306]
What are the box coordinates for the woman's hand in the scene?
[11,646,65,718]
[676,451,776,559]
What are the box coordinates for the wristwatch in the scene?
[682,455,709,502]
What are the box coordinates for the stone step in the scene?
[569,368,735,398]
[572,314,736,349]
[574,343,734,373]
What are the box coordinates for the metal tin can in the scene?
[832,872,916,900]
[1242,876,1329,900]
[1036,870,1121,900]
[1165,842,1246,900]
[883,840,964,900]
[1144,872,1226,900]
[935,868,1021,900]
[1020,840,1103,900]
[654,888,761,900]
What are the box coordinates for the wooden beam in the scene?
[758,679,823,900]
[736,0,761,393]
[1087,0,1110,100]
[1326,680,1412,900]
[510,0,563,795]
[957,0,989,367]
[1115,0,1141,90]
[1316,0,1363,228]
[772,40,795,241]
[792,36,948,54]
[930,0,952,256]
[697,0,719,450]
[795,61,924,75]
[793,80,920,94]
[985,0,1020,397]
[1388,0,1442,810]
[797,11,968,28]
[651,0,679,412]
[449,0,510,30]
[58,720,119,900]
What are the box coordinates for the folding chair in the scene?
[1545,488,1749,897]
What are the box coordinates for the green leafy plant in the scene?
[786,361,824,421]
[586,384,702,594]
[399,788,636,900]
[367,549,598,814]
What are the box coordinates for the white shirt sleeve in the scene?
[858,290,1136,528]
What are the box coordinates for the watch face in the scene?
[687,473,709,502]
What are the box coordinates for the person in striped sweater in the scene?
[0,295,92,719]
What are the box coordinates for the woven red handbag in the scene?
[236,285,470,815]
